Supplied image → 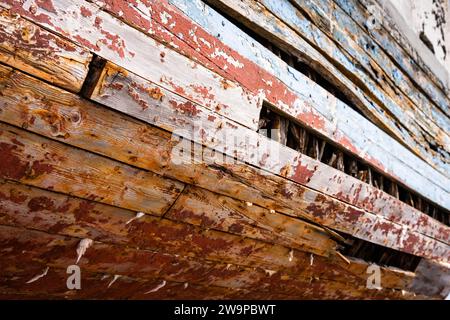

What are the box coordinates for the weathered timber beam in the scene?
[3,0,449,210]
[0,262,249,299]
[168,0,450,210]
[0,8,92,92]
[0,225,424,299]
[0,0,260,130]
[0,178,336,260]
[3,178,416,296]
[1,262,426,299]
[89,61,450,261]
[361,0,450,96]
[2,80,426,296]
[1,63,447,261]
[286,0,450,159]
[1,178,410,294]
[0,121,184,215]
[330,0,450,119]
[202,0,449,176]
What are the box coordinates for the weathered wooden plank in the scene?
[0,177,335,259]
[0,121,184,216]
[165,185,336,256]
[2,263,424,299]
[0,179,421,293]
[202,0,449,176]
[1,62,447,260]
[168,0,450,211]
[287,0,450,158]
[0,8,91,92]
[0,66,336,256]
[334,256,416,291]
[329,0,450,120]
[0,0,260,130]
[359,0,449,96]
[88,61,450,260]
[0,225,423,299]
[0,263,243,300]
[3,0,448,212]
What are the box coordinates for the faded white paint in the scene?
[384,0,450,80]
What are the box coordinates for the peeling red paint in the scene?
[0,143,28,180]
[169,100,200,117]
[80,6,93,18]
[299,110,326,131]
[291,161,315,184]
[28,196,54,212]
[35,0,57,14]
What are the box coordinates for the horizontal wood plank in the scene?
[0,118,184,215]
[0,8,91,92]
[168,0,450,209]
[0,224,422,298]
[0,63,447,261]
[0,0,260,130]
[88,61,450,260]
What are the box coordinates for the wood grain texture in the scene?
[89,62,450,261]
[0,8,91,92]
[0,0,260,130]
[201,0,450,176]
[0,179,335,270]
[284,0,450,164]
[0,264,245,299]
[0,119,184,216]
[2,0,448,213]
[359,0,449,95]
[333,0,450,117]
[1,61,447,262]
[168,0,450,210]
[0,224,424,299]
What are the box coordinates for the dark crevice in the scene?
[259,102,449,228]
[80,55,107,99]
[341,235,422,271]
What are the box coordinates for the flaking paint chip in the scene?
[265,269,276,277]
[76,238,94,264]
[145,280,166,294]
[126,212,145,225]
[26,267,49,284]
[108,275,121,288]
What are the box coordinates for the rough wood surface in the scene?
[0,224,424,299]
[0,0,260,130]
[0,8,91,92]
[0,0,448,300]
[0,179,335,270]
[168,0,450,210]
[201,0,450,176]
[88,61,450,260]
[285,0,450,163]
[1,62,448,263]
[0,120,184,216]
[0,265,246,300]
[360,0,449,95]
[2,0,448,212]
[334,0,450,117]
